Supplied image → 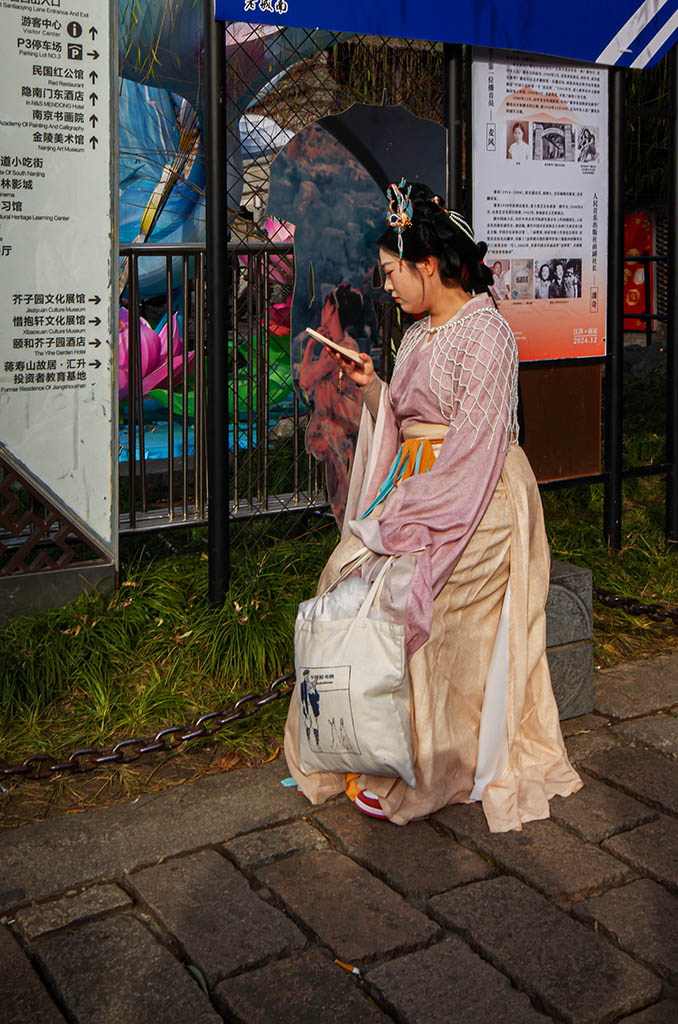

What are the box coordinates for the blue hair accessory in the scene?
[386,178,413,260]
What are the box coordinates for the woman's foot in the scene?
[354,789,388,820]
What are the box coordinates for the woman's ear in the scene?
[416,254,439,278]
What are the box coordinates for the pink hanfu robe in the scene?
[284,294,582,831]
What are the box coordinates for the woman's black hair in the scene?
[378,182,494,295]
[328,283,363,329]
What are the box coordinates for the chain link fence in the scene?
[118,30,447,550]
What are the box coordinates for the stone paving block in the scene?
[365,935,548,1023]
[581,745,678,815]
[127,849,305,985]
[594,654,678,719]
[560,713,611,738]
[621,1002,678,1022]
[565,727,619,765]
[0,925,65,1024]
[602,817,678,893]
[549,773,658,844]
[225,819,329,870]
[32,915,220,1023]
[434,802,634,898]
[573,879,678,984]
[0,759,306,914]
[429,876,662,1024]
[314,802,495,899]
[612,715,678,759]
[13,884,131,941]
[257,850,439,963]
[215,948,389,1022]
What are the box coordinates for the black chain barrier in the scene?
[3,586,678,786]
[0,672,294,783]
[593,588,678,625]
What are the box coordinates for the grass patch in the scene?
[0,516,337,766]
[544,361,677,666]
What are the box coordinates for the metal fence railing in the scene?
[118,32,446,537]
[119,240,332,533]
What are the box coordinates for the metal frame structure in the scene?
[200,20,677,599]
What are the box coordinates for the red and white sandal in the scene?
[354,789,388,820]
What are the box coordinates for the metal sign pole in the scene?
[604,68,625,550]
[667,46,678,542]
[443,43,463,211]
[206,5,230,603]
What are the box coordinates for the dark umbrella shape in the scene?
[266,104,446,526]
[319,102,447,195]
[268,103,446,385]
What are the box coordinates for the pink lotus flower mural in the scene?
[268,294,291,336]
[118,308,195,401]
[239,216,294,287]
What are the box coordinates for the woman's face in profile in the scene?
[379,247,429,316]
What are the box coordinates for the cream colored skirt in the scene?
[284,445,581,831]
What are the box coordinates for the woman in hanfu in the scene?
[285,181,581,832]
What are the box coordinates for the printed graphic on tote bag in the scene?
[299,667,360,754]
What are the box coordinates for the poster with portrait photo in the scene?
[472,50,607,360]
[506,121,530,161]
[489,258,511,301]
[577,126,599,164]
[534,258,582,299]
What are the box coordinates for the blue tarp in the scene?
[215,1,678,70]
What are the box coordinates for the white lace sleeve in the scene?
[429,307,519,452]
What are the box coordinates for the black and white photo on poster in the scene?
[534,258,582,299]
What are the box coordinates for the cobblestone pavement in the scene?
[2,654,678,1023]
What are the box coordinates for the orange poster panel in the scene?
[473,51,607,360]
[495,279,606,361]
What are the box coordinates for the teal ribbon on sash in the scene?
[360,439,433,520]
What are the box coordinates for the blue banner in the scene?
[214,0,678,70]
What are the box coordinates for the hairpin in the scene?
[386,178,413,260]
[428,195,476,244]
[447,209,476,244]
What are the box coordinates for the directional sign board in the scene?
[215,1,678,70]
[0,0,116,557]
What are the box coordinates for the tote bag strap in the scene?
[357,554,396,618]
[305,545,372,619]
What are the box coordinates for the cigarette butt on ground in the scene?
[335,958,361,976]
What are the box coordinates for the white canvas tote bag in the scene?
[294,550,415,788]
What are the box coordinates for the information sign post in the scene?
[0,0,117,581]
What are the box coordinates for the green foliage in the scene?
[624,58,671,205]
[0,519,337,764]
[543,366,677,666]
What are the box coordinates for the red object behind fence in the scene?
[624,213,654,332]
